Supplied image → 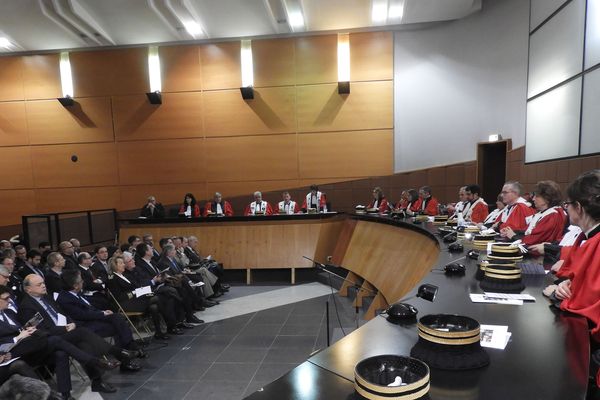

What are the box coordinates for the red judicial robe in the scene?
[179,204,201,217]
[465,198,489,224]
[495,198,535,231]
[302,191,327,212]
[276,200,300,214]
[413,197,439,216]
[244,201,273,216]
[396,199,409,210]
[203,201,234,216]
[521,206,566,247]
[367,197,390,213]
[560,226,600,343]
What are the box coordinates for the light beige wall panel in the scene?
[0,102,29,146]
[160,45,203,92]
[203,87,295,136]
[0,190,36,226]
[22,54,61,100]
[299,130,393,178]
[0,56,24,101]
[0,147,34,188]
[200,42,241,90]
[253,38,296,87]
[113,92,203,141]
[350,32,393,81]
[295,35,337,85]
[297,81,393,132]
[35,187,121,214]
[26,97,114,145]
[31,143,119,188]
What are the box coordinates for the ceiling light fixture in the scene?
[371,0,388,25]
[146,45,162,105]
[388,0,405,21]
[283,0,306,32]
[0,37,11,49]
[183,20,203,37]
[58,51,75,106]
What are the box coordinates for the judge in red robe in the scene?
[395,191,410,210]
[203,192,234,217]
[367,187,390,214]
[276,191,300,214]
[500,181,566,253]
[464,184,489,223]
[302,185,327,212]
[178,193,201,218]
[412,186,439,216]
[494,181,535,231]
[244,191,273,216]
[555,170,600,361]
[404,189,421,216]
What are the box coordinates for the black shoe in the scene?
[177,322,195,329]
[209,291,223,299]
[204,300,218,307]
[120,360,142,372]
[154,332,170,340]
[91,381,117,393]
[136,349,149,358]
[119,349,138,360]
[186,315,204,324]
[92,358,120,370]
[167,327,184,335]
[194,305,206,311]
[221,283,230,290]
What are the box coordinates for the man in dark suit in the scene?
[43,252,67,296]
[58,241,78,271]
[90,245,110,283]
[0,256,23,299]
[76,252,111,310]
[17,249,44,280]
[19,274,142,392]
[57,269,142,353]
[140,196,165,219]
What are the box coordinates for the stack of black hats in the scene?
[479,243,525,293]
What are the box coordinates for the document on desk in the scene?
[469,294,523,305]
[480,324,511,350]
[134,286,152,298]
[483,292,536,301]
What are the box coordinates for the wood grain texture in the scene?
[113,92,203,141]
[117,139,204,185]
[160,45,203,93]
[22,54,61,100]
[253,38,296,87]
[119,183,207,212]
[26,97,114,145]
[0,190,36,226]
[0,56,24,101]
[35,186,121,214]
[200,42,241,90]
[0,146,34,188]
[203,87,295,137]
[0,102,29,146]
[70,48,148,97]
[350,32,393,82]
[204,135,298,181]
[295,35,337,85]
[31,142,119,188]
[298,130,393,178]
[296,81,393,132]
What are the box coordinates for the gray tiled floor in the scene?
[99,286,365,400]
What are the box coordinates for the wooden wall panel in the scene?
[253,38,296,87]
[70,48,148,97]
[203,87,295,137]
[0,190,36,226]
[119,183,207,212]
[22,54,61,100]
[35,187,120,214]
[117,139,204,185]
[0,102,29,146]
[200,42,241,90]
[31,143,119,188]
[0,147,34,188]
[296,81,393,132]
[204,135,298,182]
[298,130,393,179]
[113,92,203,141]
[0,56,24,101]
[350,32,393,82]
[26,97,114,145]
[160,45,203,92]
[295,35,337,85]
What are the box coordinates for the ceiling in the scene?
[0,0,482,54]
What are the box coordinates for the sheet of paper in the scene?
[483,292,536,301]
[57,313,67,326]
[470,294,523,305]
[190,281,205,287]
[0,356,21,367]
[134,286,152,298]
[480,324,511,350]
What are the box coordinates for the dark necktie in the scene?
[41,297,59,320]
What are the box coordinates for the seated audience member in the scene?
[19,275,140,394]
[69,238,81,259]
[277,191,300,215]
[58,241,78,271]
[140,195,165,219]
[127,235,142,254]
[38,241,52,254]
[143,234,161,261]
[18,249,44,280]
[404,189,421,216]
[464,184,489,223]
[244,191,273,216]
[178,193,201,218]
[203,192,234,217]
[481,194,505,228]
[494,181,536,231]
[302,185,327,213]
[90,245,110,283]
[367,187,390,213]
[414,186,440,216]
[13,245,26,270]
[0,241,11,251]
[0,267,18,311]
[395,190,410,210]
[43,252,67,296]
[57,269,143,356]
[183,236,226,295]
[1,256,22,298]
[76,252,111,310]
[500,180,566,249]
[554,171,600,350]
[447,186,468,217]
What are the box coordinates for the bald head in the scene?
[23,274,47,297]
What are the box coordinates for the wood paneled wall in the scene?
[0,32,393,227]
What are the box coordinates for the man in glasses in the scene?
[493,181,535,232]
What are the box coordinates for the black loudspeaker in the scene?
[57,96,75,107]
[338,81,350,94]
[240,86,254,100]
[417,284,439,302]
[146,91,162,105]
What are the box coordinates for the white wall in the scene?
[393,0,530,172]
